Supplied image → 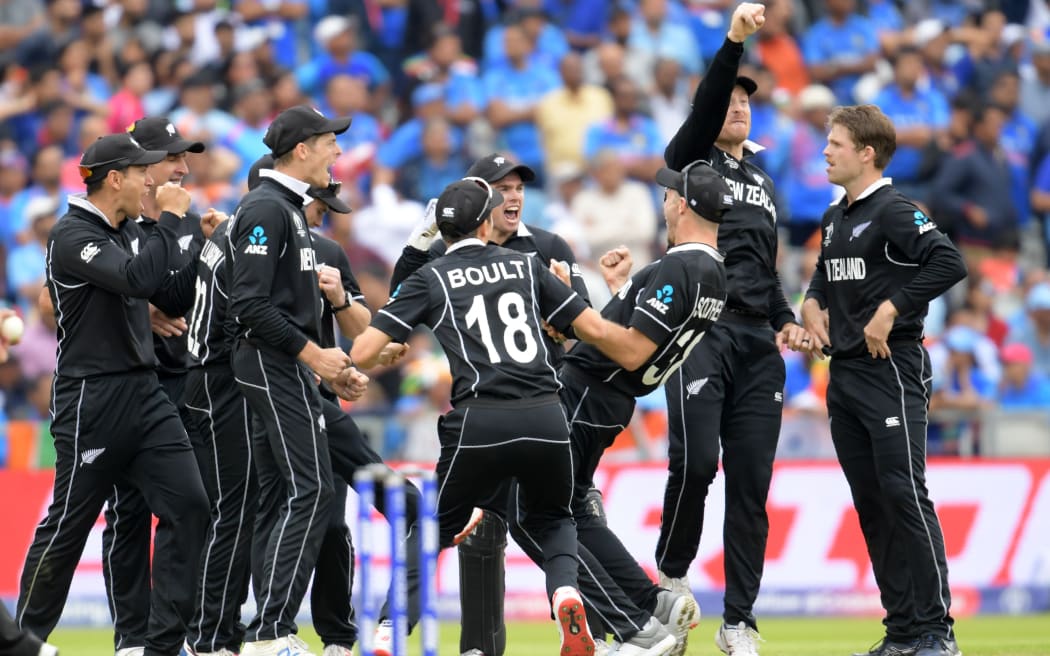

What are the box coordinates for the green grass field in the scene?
[47,615,1049,655]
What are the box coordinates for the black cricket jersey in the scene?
[564,243,727,398]
[372,240,590,405]
[137,211,203,374]
[312,230,367,350]
[47,196,191,377]
[805,179,967,359]
[186,220,233,367]
[226,172,324,356]
[664,37,795,330]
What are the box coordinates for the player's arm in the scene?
[880,201,968,317]
[547,233,590,304]
[54,212,182,298]
[229,201,349,379]
[536,263,658,371]
[353,270,433,369]
[664,3,765,170]
[320,247,371,339]
[150,257,200,317]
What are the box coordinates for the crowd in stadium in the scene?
[2,0,1050,460]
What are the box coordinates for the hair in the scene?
[827,105,897,170]
[440,223,481,243]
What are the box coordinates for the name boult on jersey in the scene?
[725,178,777,221]
[447,260,527,288]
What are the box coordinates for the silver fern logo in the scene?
[81,448,106,466]
[685,378,709,399]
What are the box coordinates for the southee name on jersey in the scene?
[825,257,867,281]
[446,260,527,288]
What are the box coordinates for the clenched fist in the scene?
[156,182,192,217]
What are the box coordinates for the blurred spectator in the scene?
[913,19,965,99]
[221,81,272,181]
[55,38,111,117]
[549,0,608,52]
[402,24,484,127]
[752,0,809,95]
[782,84,837,247]
[297,15,390,106]
[110,0,165,58]
[802,0,879,103]
[482,22,560,182]
[169,71,237,147]
[650,57,690,145]
[868,0,905,51]
[106,60,152,132]
[0,145,29,251]
[540,161,587,234]
[395,117,467,202]
[582,7,652,90]
[352,184,426,269]
[271,69,308,114]
[59,114,107,193]
[582,75,662,182]
[872,45,949,202]
[483,6,569,71]
[929,325,998,453]
[1006,282,1050,378]
[14,0,80,69]
[966,275,1010,347]
[570,149,657,268]
[931,103,1018,261]
[998,342,1050,408]
[375,83,464,190]
[535,51,613,171]
[989,69,1037,229]
[6,196,54,310]
[743,64,793,190]
[1020,40,1050,126]
[234,0,309,70]
[185,147,243,216]
[681,0,733,62]
[36,102,78,157]
[0,0,44,64]
[8,145,68,248]
[628,0,702,77]
[325,74,382,191]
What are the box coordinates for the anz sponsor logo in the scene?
[724,178,777,221]
[914,210,937,235]
[646,284,675,314]
[825,257,867,281]
[245,226,268,255]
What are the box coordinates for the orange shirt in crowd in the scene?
[757,35,810,95]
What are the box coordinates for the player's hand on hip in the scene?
[863,300,899,360]
[377,342,409,366]
[801,297,831,359]
[317,264,346,305]
[156,182,192,217]
[200,208,228,239]
[776,322,811,353]
[728,2,766,42]
[149,304,187,337]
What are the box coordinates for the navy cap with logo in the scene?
[79,133,167,184]
[655,160,734,223]
[127,117,206,155]
[436,178,505,236]
[736,75,758,96]
[264,105,351,159]
[247,154,352,214]
[465,153,536,184]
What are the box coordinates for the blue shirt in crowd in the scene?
[482,63,561,169]
[583,115,663,163]
[873,84,949,182]
[803,14,879,103]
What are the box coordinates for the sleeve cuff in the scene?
[804,290,827,309]
[720,36,745,56]
[157,211,182,232]
[283,331,310,358]
[889,291,917,316]
[770,311,798,332]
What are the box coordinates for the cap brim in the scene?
[130,149,169,166]
[320,194,352,214]
[736,76,758,95]
[488,189,505,211]
[167,138,206,154]
[655,167,684,191]
[500,164,535,183]
[319,116,352,136]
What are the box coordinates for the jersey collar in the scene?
[667,242,724,262]
[446,237,486,254]
[260,168,312,207]
[743,139,765,155]
[68,194,119,230]
[516,222,533,237]
[854,177,893,202]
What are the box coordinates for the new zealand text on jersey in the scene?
[725,178,777,221]
[825,257,867,281]
[447,260,527,288]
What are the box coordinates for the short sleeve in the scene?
[372,270,431,342]
[628,258,692,344]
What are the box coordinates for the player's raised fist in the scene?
[728,2,766,42]
[156,182,192,217]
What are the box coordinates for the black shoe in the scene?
[914,634,961,656]
[851,638,918,656]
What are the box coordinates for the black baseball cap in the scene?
[655,160,734,223]
[127,116,205,155]
[264,105,351,158]
[248,154,351,213]
[79,133,167,184]
[465,153,536,184]
[436,178,504,236]
[736,75,758,95]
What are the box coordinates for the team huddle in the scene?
[5,4,968,656]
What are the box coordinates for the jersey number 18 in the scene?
[464,292,539,364]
